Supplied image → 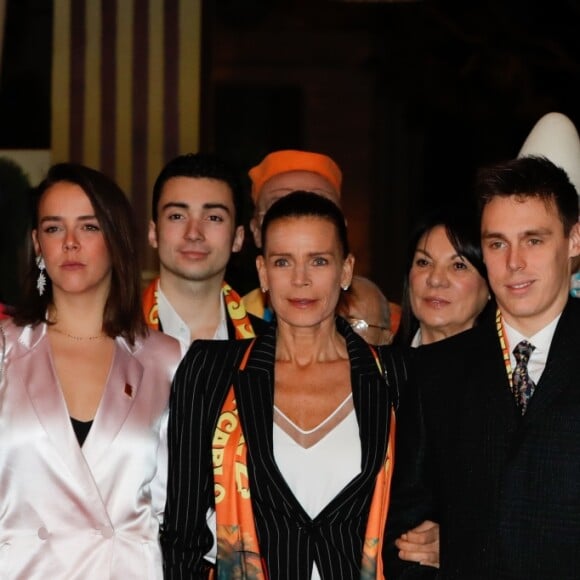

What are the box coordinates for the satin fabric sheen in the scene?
[0,320,180,579]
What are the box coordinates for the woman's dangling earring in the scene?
[36,255,47,296]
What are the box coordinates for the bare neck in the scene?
[50,290,108,336]
[499,287,569,338]
[275,317,348,366]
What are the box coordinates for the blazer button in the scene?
[101,526,114,539]
[37,527,49,540]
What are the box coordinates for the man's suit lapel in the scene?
[477,315,518,415]
[479,299,580,427]
[523,299,580,423]
[439,312,518,462]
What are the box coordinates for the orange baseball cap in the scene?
[249,150,342,202]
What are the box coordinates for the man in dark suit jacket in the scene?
[386,156,580,579]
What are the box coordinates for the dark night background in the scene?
[1,0,579,300]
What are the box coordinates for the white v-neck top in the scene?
[273,408,361,579]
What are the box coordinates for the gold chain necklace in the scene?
[50,327,106,341]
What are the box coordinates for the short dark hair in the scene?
[395,205,488,346]
[14,163,147,345]
[260,190,350,257]
[475,155,579,235]
[151,153,246,225]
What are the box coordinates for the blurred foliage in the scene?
[0,157,32,305]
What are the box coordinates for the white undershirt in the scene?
[273,406,361,580]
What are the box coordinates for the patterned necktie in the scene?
[512,340,536,415]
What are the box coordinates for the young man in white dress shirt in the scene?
[144,153,269,575]
[143,153,268,354]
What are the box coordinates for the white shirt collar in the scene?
[503,314,561,384]
[410,328,422,348]
[213,298,229,340]
[156,281,229,356]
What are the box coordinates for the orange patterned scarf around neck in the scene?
[212,342,396,579]
[142,278,256,339]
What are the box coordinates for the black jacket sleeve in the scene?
[384,347,439,580]
[162,340,244,578]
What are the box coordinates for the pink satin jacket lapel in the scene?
[13,325,145,524]
[82,341,143,468]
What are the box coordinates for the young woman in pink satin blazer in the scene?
[0,164,180,579]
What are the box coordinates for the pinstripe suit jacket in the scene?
[386,298,580,580]
[162,317,405,579]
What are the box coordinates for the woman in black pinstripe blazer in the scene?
[162,192,406,579]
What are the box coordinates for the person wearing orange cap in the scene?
[248,149,342,249]
[243,149,402,334]
[243,150,343,321]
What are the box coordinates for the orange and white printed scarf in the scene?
[142,278,256,339]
